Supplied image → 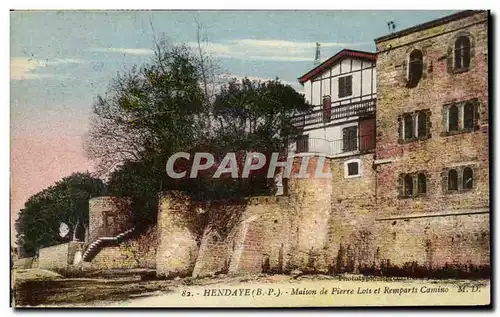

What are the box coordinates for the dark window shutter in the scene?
[347,162,359,176]
[342,126,358,152]
[346,76,352,96]
[338,77,344,98]
[322,96,332,123]
[338,75,352,98]
[296,134,309,153]
[359,118,375,151]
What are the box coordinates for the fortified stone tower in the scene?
[287,155,332,272]
[88,196,133,243]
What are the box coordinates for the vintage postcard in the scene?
[10,10,491,307]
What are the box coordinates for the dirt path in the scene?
[98,277,490,307]
[13,270,490,307]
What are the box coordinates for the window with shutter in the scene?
[347,162,359,176]
[342,126,358,152]
[322,96,331,123]
[296,134,309,153]
[338,75,352,98]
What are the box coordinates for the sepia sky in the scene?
[10,10,456,241]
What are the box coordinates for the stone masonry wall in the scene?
[88,197,133,243]
[373,11,489,269]
[192,196,290,278]
[287,155,332,272]
[156,191,199,277]
[374,213,490,268]
[38,243,69,270]
[90,225,157,270]
[375,11,489,217]
[325,153,377,272]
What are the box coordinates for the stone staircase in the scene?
[82,227,136,262]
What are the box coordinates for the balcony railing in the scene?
[292,134,375,157]
[290,98,376,129]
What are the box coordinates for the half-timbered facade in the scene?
[290,49,377,157]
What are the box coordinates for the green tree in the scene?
[15,172,106,256]
[84,42,207,176]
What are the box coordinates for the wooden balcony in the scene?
[292,134,375,157]
[290,97,376,129]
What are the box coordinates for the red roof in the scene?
[298,49,377,85]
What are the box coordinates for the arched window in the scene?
[463,167,473,189]
[417,173,427,194]
[404,114,414,140]
[404,174,413,197]
[417,112,427,138]
[448,169,458,190]
[408,50,423,88]
[455,36,471,70]
[463,102,475,130]
[448,105,459,132]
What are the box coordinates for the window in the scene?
[105,215,115,228]
[338,75,352,98]
[404,114,414,139]
[443,166,476,193]
[448,105,459,132]
[408,50,423,88]
[444,100,479,135]
[463,102,475,130]
[342,126,358,152]
[296,134,309,153]
[463,167,473,189]
[454,36,471,70]
[404,174,413,197]
[417,112,427,138]
[344,159,362,178]
[448,169,458,191]
[400,110,430,142]
[417,173,427,194]
[347,162,359,176]
[322,96,331,123]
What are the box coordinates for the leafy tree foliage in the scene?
[15,172,107,256]
[84,43,207,176]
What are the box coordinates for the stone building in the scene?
[372,10,490,268]
[20,11,490,277]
